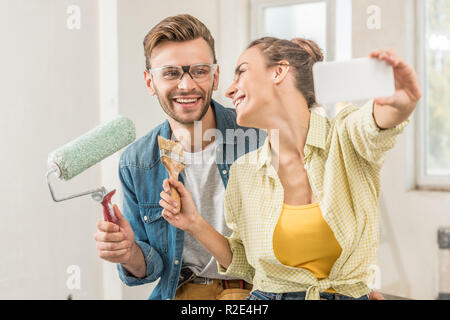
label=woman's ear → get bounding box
[272,61,290,85]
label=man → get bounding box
[94,14,264,300]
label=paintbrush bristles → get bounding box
[158,135,185,173]
[157,136,184,157]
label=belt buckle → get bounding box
[201,277,214,285]
[194,277,213,285]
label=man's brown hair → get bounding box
[143,14,217,70]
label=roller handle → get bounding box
[101,189,119,225]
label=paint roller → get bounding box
[46,115,136,225]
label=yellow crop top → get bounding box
[273,202,342,293]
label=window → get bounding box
[263,2,327,54]
[417,0,450,189]
[251,0,334,60]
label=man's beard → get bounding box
[154,82,214,125]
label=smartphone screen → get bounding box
[313,57,395,105]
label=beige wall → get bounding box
[352,0,406,58]
[0,0,103,299]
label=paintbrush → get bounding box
[157,136,185,210]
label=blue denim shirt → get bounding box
[116,100,266,300]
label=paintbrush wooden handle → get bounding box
[169,173,181,211]
[170,185,181,210]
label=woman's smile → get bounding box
[233,93,246,111]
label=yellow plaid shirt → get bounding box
[218,100,410,300]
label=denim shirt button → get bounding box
[222,170,227,175]
[143,215,148,222]
[174,260,179,265]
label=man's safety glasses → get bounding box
[148,63,218,82]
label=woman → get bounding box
[158,37,422,300]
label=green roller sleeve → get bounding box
[48,115,136,181]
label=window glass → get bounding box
[263,2,327,56]
[425,0,450,176]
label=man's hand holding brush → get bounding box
[160,178,233,269]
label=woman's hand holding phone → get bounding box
[370,49,422,109]
[369,49,422,129]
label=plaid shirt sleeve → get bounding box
[343,99,410,167]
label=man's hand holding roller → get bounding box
[95,205,146,279]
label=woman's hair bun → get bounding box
[290,38,324,63]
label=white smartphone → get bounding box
[312,57,395,105]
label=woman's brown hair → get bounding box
[143,14,217,70]
[248,37,324,108]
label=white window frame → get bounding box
[250,0,337,61]
[415,0,450,191]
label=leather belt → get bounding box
[192,277,251,290]
[177,267,252,290]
